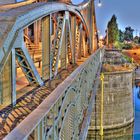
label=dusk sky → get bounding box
[95,0,140,36]
[72,0,140,36]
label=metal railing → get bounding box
[4,47,105,140]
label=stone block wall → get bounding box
[87,49,134,139]
[88,70,134,131]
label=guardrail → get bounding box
[4,47,105,140]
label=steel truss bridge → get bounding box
[0,0,105,139]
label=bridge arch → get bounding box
[0,1,101,139]
[0,1,94,107]
[1,2,91,72]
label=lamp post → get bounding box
[100,73,104,137]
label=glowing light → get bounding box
[97,0,102,7]
[99,35,103,40]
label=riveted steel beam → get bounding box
[15,31,43,86]
[42,15,51,80]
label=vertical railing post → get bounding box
[100,73,104,137]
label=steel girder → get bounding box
[0,1,94,104]
[0,2,92,74]
[0,0,98,139]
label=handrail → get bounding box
[4,47,104,140]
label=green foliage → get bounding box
[134,36,139,44]
[124,26,134,41]
[114,41,125,49]
[122,55,131,63]
[122,43,133,49]
[114,41,133,50]
[107,15,119,45]
[118,30,124,42]
[133,36,140,44]
[138,37,140,44]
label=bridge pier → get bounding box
[88,49,134,139]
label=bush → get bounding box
[122,43,133,50]
[114,41,125,49]
[122,55,131,63]
[114,41,133,50]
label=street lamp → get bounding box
[97,0,102,7]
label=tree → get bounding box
[107,15,119,46]
[124,26,134,42]
[138,37,140,44]
[118,29,124,42]
[133,36,139,44]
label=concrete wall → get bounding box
[88,122,133,140]
[88,70,134,138]
[103,49,126,64]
